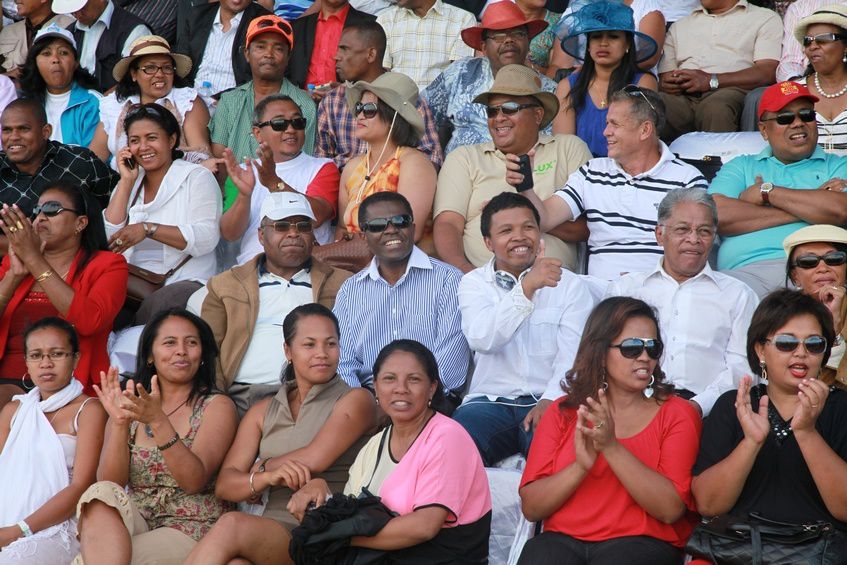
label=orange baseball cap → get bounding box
[246,15,294,50]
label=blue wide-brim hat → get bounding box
[555,0,658,64]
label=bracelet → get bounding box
[157,432,180,450]
[148,223,159,237]
[249,470,259,497]
[34,269,54,282]
[142,222,150,237]
[17,520,32,538]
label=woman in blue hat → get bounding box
[552,0,659,158]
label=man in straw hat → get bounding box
[658,0,782,141]
[522,85,708,280]
[52,0,150,92]
[423,0,556,154]
[707,81,847,298]
[433,64,591,274]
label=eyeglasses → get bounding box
[802,32,846,47]
[25,351,75,362]
[622,85,657,114]
[485,102,539,119]
[138,64,175,75]
[609,338,664,359]
[354,102,379,119]
[663,224,716,240]
[760,108,817,126]
[484,29,528,43]
[361,214,413,233]
[31,201,81,219]
[262,220,313,233]
[765,334,828,355]
[791,250,847,269]
[254,117,308,131]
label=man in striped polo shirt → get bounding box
[520,86,707,281]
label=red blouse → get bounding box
[520,396,702,547]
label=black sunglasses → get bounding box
[262,220,313,233]
[31,201,81,218]
[802,32,846,47]
[761,108,817,126]
[766,334,827,355]
[361,214,413,233]
[792,250,847,269]
[126,103,166,119]
[354,102,379,119]
[609,338,664,360]
[254,117,307,131]
[485,102,539,119]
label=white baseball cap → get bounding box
[33,22,78,50]
[53,0,88,15]
[259,192,316,222]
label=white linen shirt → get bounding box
[76,0,150,75]
[459,259,596,401]
[194,7,243,95]
[104,160,222,283]
[605,259,759,416]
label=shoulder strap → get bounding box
[163,254,193,278]
[73,397,97,433]
[364,426,390,493]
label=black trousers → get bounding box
[518,532,683,565]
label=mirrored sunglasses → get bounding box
[354,102,379,119]
[263,220,313,233]
[31,201,81,219]
[803,33,846,47]
[361,214,413,233]
[766,334,827,355]
[485,102,539,119]
[609,338,663,359]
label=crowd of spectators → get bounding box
[0,0,847,564]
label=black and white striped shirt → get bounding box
[556,143,707,281]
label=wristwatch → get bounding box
[709,74,719,91]
[760,182,774,205]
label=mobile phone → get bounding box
[123,157,136,170]
[514,154,534,192]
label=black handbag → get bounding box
[685,512,847,565]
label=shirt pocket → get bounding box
[529,308,561,357]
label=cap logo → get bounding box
[780,82,800,95]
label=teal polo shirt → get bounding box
[708,146,847,270]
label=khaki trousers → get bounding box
[661,87,748,142]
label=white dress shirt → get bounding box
[605,259,759,416]
[76,0,150,75]
[459,259,596,401]
[194,7,243,95]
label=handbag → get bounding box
[311,232,373,273]
[685,512,847,565]
[125,256,193,312]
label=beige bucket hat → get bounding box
[473,64,559,128]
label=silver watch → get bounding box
[760,182,774,205]
[709,74,719,91]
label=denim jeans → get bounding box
[453,395,537,466]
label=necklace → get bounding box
[766,401,793,445]
[814,72,847,98]
[144,398,189,438]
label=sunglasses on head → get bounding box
[766,334,827,355]
[262,220,313,233]
[354,102,379,119]
[802,32,846,47]
[792,250,847,269]
[31,201,81,219]
[254,117,307,131]
[610,338,663,360]
[485,102,539,119]
[126,103,165,119]
[361,214,413,233]
[256,18,292,35]
[760,108,817,125]
[622,85,657,114]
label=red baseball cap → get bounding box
[246,15,294,50]
[758,81,819,120]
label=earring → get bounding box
[760,359,768,381]
[21,373,33,391]
[843,52,846,63]
[600,367,608,391]
[643,375,656,398]
[427,397,432,407]
[375,397,379,405]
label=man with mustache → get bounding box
[707,81,847,298]
[193,191,351,416]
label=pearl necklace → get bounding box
[814,72,847,99]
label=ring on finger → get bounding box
[15,221,23,230]
[7,226,17,233]
[115,238,124,246]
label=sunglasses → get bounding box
[354,102,379,119]
[622,85,657,114]
[255,18,293,35]
[485,102,539,119]
[802,32,846,47]
[760,108,817,126]
[126,103,166,120]
[361,214,413,233]
[766,334,827,355]
[609,338,664,360]
[262,220,313,233]
[138,64,175,76]
[31,201,81,218]
[484,29,528,43]
[792,250,847,269]
[254,117,307,131]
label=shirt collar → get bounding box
[215,6,244,28]
[77,0,113,31]
[753,144,828,163]
[359,245,432,282]
[611,141,675,177]
[481,134,556,156]
[319,3,350,22]
[646,257,720,285]
[258,255,312,280]
[402,0,444,17]
[695,0,747,15]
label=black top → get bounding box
[694,385,847,530]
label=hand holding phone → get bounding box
[514,154,534,192]
[123,157,136,170]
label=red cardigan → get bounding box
[0,250,128,395]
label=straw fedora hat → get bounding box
[794,4,847,45]
[473,64,559,128]
[461,1,548,49]
[345,72,425,136]
[112,36,192,83]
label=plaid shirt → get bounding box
[377,0,475,88]
[315,82,444,171]
[0,141,119,214]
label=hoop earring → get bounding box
[643,374,655,399]
[21,373,33,391]
[760,359,768,381]
[600,367,608,391]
